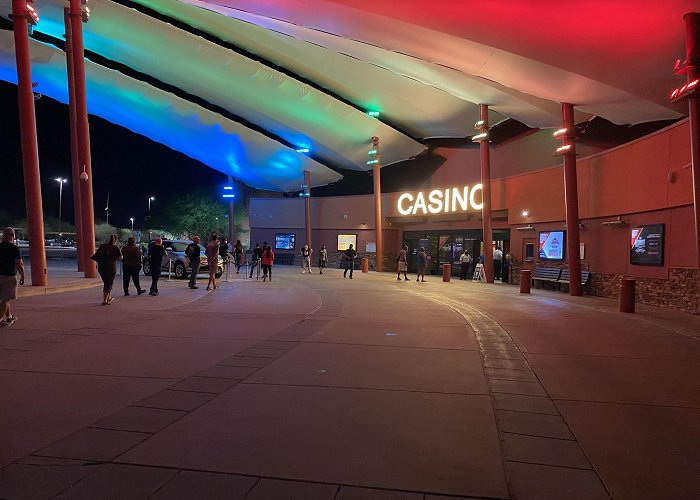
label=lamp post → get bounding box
[54,177,67,234]
[148,196,154,213]
[129,217,134,231]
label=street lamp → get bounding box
[54,177,67,234]
[148,196,155,213]
[129,217,134,231]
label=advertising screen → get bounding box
[337,234,357,251]
[630,224,664,265]
[275,233,296,250]
[539,231,565,260]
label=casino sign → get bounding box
[397,184,483,216]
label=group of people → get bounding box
[297,243,357,278]
[396,245,430,282]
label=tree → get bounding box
[156,193,247,241]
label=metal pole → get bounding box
[372,137,383,272]
[64,7,83,271]
[68,0,96,278]
[681,13,700,293]
[304,170,312,250]
[12,0,47,286]
[58,180,63,233]
[562,102,582,296]
[478,105,494,283]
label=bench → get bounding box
[532,267,562,288]
[558,269,591,287]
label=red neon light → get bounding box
[670,79,699,101]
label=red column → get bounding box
[12,0,47,286]
[228,175,235,243]
[681,13,700,290]
[372,137,383,272]
[64,8,82,272]
[479,104,494,283]
[562,103,582,296]
[68,0,96,278]
[304,170,312,249]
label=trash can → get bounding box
[520,270,532,294]
[361,257,369,273]
[442,264,451,282]
[619,278,635,313]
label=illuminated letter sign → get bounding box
[396,184,483,216]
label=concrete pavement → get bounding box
[0,266,698,499]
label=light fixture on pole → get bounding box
[54,177,67,233]
[129,217,134,231]
[148,196,155,213]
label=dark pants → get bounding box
[189,262,200,287]
[123,265,142,294]
[98,269,116,293]
[343,260,353,278]
[235,255,243,272]
[460,263,469,280]
[318,259,326,271]
[249,260,258,278]
[262,264,272,279]
[494,260,502,280]
[502,263,509,283]
[150,260,162,293]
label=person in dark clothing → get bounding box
[219,238,231,276]
[147,237,168,296]
[261,242,274,282]
[185,236,201,289]
[121,237,146,296]
[0,227,25,327]
[249,243,262,279]
[233,240,244,274]
[342,244,357,279]
[94,234,122,305]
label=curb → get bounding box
[20,280,102,298]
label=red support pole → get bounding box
[562,103,582,296]
[11,0,47,286]
[64,8,82,272]
[228,175,235,244]
[479,104,494,283]
[372,137,383,272]
[68,0,96,278]
[681,13,700,293]
[304,170,312,249]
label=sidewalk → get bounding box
[0,266,698,499]
[21,260,101,298]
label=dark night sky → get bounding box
[0,80,229,229]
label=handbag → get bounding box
[90,248,103,262]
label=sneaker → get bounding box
[137,290,146,295]
[6,315,17,326]
[124,292,130,296]
[148,291,154,296]
[152,292,159,296]
[189,285,198,289]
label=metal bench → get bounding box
[532,267,562,288]
[558,269,591,287]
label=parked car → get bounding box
[142,240,223,279]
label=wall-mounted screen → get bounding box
[337,234,357,251]
[539,231,565,260]
[630,224,664,266]
[275,233,296,250]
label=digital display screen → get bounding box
[337,234,357,251]
[630,224,664,266]
[539,231,565,260]
[275,233,296,250]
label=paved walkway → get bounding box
[0,266,698,499]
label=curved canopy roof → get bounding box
[0,0,694,190]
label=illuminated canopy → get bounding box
[0,0,694,190]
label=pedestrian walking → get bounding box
[206,234,220,290]
[93,234,122,305]
[261,241,274,282]
[493,246,503,281]
[459,250,473,280]
[233,239,244,274]
[0,227,25,327]
[416,247,427,282]
[396,245,409,281]
[249,243,262,279]
[318,245,327,274]
[185,236,201,289]
[342,244,357,279]
[121,236,146,296]
[219,237,231,277]
[301,244,313,273]
[147,237,168,296]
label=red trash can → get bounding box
[361,258,369,273]
[619,278,636,313]
[520,270,532,294]
[442,264,451,282]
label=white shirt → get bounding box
[460,253,472,263]
[493,249,503,260]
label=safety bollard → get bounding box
[619,278,636,313]
[442,264,451,282]
[361,257,369,273]
[519,269,532,294]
